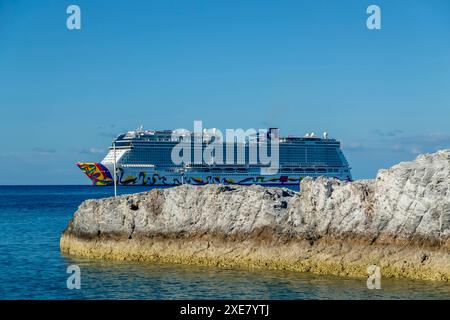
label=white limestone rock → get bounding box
[67,150,450,244]
[61,150,450,281]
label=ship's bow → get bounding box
[77,162,113,186]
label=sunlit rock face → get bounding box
[294,149,450,244]
[61,150,450,281]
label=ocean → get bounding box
[0,185,449,300]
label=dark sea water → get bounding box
[0,185,449,300]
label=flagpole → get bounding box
[113,141,117,197]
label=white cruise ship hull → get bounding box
[77,163,350,186]
[76,127,352,186]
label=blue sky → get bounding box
[1,0,450,184]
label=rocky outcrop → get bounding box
[61,150,450,281]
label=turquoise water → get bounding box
[0,185,449,300]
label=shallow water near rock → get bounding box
[1,185,449,300]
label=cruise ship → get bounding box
[77,127,352,186]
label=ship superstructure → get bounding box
[77,127,352,186]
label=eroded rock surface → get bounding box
[61,150,450,281]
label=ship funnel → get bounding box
[323,132,328,139]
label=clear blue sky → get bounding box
[1,0,450,184]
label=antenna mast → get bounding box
[113,141,117,197]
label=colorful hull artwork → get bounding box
[77,163,304,186]
[77,163,113,186]
[185,176,302,185]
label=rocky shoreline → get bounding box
[60,150,450,281]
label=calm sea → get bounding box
[0,185,449,300]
